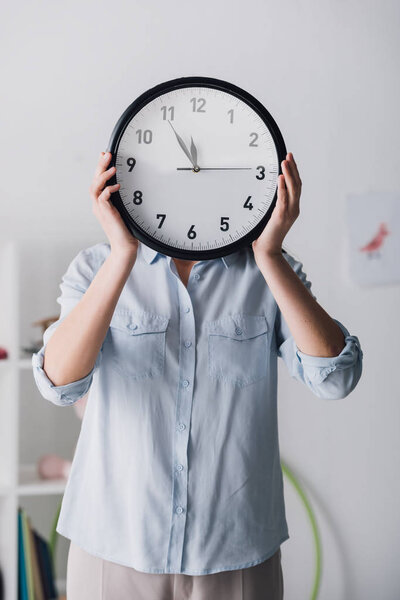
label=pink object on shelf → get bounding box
[0,347,8,359]
[37,453,71,480]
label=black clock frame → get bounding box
[106,76,287,261]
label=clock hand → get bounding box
[168,121,196,168]
[190,136,199,168]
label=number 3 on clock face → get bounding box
[107,76,287,261]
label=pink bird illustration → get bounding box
[359,222,390,258]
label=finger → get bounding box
[91,166,117,197]
[283,157,301,217]
[276,174,288,213]
[281,160,297,199]
[94,151,112,178]
[96,183,120,206]
[286,152,301,187]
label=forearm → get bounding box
[256,252,345,357]
[43,250,137,386]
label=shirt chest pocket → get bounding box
[104,310,170,380]
[206,314,269,388]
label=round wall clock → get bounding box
[106,76,287,261]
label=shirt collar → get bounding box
[139,243,242,269]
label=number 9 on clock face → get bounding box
[106,76,287,261]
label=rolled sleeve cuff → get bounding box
[31,345,97,406]
[295,319,364,385]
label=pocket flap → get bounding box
[110,310,170,335]
[206,314,269,340]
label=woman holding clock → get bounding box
[32,144,363,599]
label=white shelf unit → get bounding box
[0,237,99,600]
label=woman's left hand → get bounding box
[252,152,302,259]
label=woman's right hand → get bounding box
[89,151,139,257]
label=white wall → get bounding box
[2,0,400,597]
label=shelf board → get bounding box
[19,357,34,368]
[18,464,66,496]
[0,357,37,369]
[0,359,14,368]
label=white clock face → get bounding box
[115,86,279,253]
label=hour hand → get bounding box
[190,136,198,167]
[168,121,195,168]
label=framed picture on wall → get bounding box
[346,191,400,286]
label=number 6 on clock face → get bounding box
[106,76,287,261]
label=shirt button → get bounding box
[178,423,186,431]
[184,340,192,348]
[193,273,200,280]
[235,327,242,335]
[176,464,183,472]
[182,379,190,388]
[184,307,190,313]
[176,506,184,514]
[128,323,138,330]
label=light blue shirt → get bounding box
[31,241,363,575]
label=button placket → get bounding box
[166,279,196,573]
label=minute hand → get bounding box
[168,121,196,168]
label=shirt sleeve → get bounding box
[31,245,103,407]
[274,252,364,400]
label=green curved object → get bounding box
[49,498,62,572]
[49,462,322,599]
[281,460,322,600]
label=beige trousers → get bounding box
[66,540,284,600]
